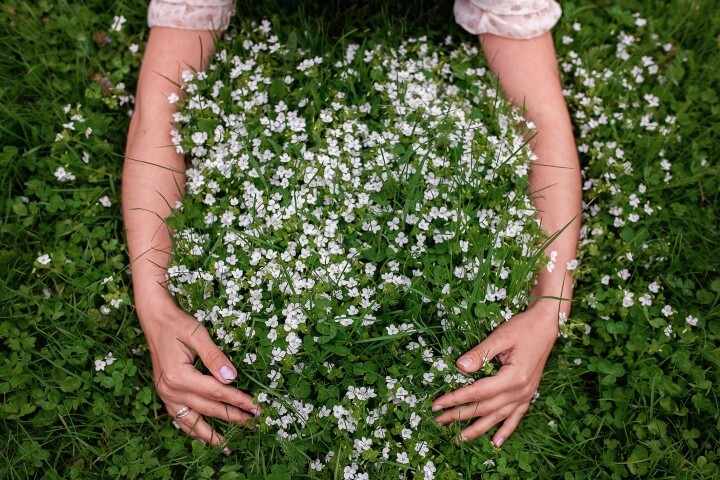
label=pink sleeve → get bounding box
[148,0,236,31]
[454,0,562,39]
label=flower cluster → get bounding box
[556,15,704,342]
[166,21,548,478]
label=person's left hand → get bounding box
[431,302,560,447]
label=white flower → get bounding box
[648,282,661,293]
[663,324,673,337]
[100,305,111,315]
[685,315,698,327]
[353,437,372,454]
[95,352,116,371]
[566,259,578,270]
[423,461,437,479]
[191,131,208,145]
[601,275,610,285]
[168,92,180,104]
[54,166,76,182]
[110,15,126,32]
[661,305,674,317]
[639,294,652,307]
[546,250,558,272]
[396,452,409,464]
[99,196,112,207]
[129,43,139,53]
[37,254,52,265]
[622,290,634,308]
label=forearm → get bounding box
[479,32,582,318]
[122,27,217,321]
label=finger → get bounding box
[491,403,529,448]
[169,404,233,456]
[183,323,238,385]
[185,369,262,415]
[434,394,511,425]
[432,366,515,411]
[455,329,510,374]
[185,392,257,428]
[457,405,516,442]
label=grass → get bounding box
[1,0,719,478]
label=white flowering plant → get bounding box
[165,21,551,477]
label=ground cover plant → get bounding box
[167,23,550,477]
[1,0,718,479]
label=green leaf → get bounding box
[620,227,635,242]
[324,343,351,356]
[12,202,28,216]
[606,321,628,334]
[197,118,218,134]
[59,376,82,393]
[627,445,649,475]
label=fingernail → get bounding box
[495,437,505,447]
[252,407,261,417]
[220,365,236,381]
[222,446,232,456]
[458,356,473,369]
[199,439,206,445]
[431,404,444,412]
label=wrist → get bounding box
[133,286,182,332]
[528,296,567,317]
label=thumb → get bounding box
[186,324,238,384]
[456,329,509,373]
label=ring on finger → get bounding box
[175,406,192,419]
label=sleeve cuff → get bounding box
[454,0,562,40]
[148,0,236,32]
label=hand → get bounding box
[431,302,559,447]
[139,300,262,454]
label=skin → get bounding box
[122,26,580,452]
[122,27,261,455]
[431,31,582,447]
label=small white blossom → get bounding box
[110,15,126,32]
[54,166,76,182]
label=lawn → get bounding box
[1,0,718,478]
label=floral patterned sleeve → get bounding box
[147,0,236,31]
[454,0,562,39]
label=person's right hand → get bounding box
[139,300,262,455]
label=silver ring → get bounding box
[174,406,191,419]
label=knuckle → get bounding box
[163,373,182,390]
[513,372,530,387]
[469,385,485,401]
[203,346,223,366]
[157,381,174,398]
[521,383,537,399]
[493,411,506,424]
[208,387,225,402]
[471,350,487,364]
